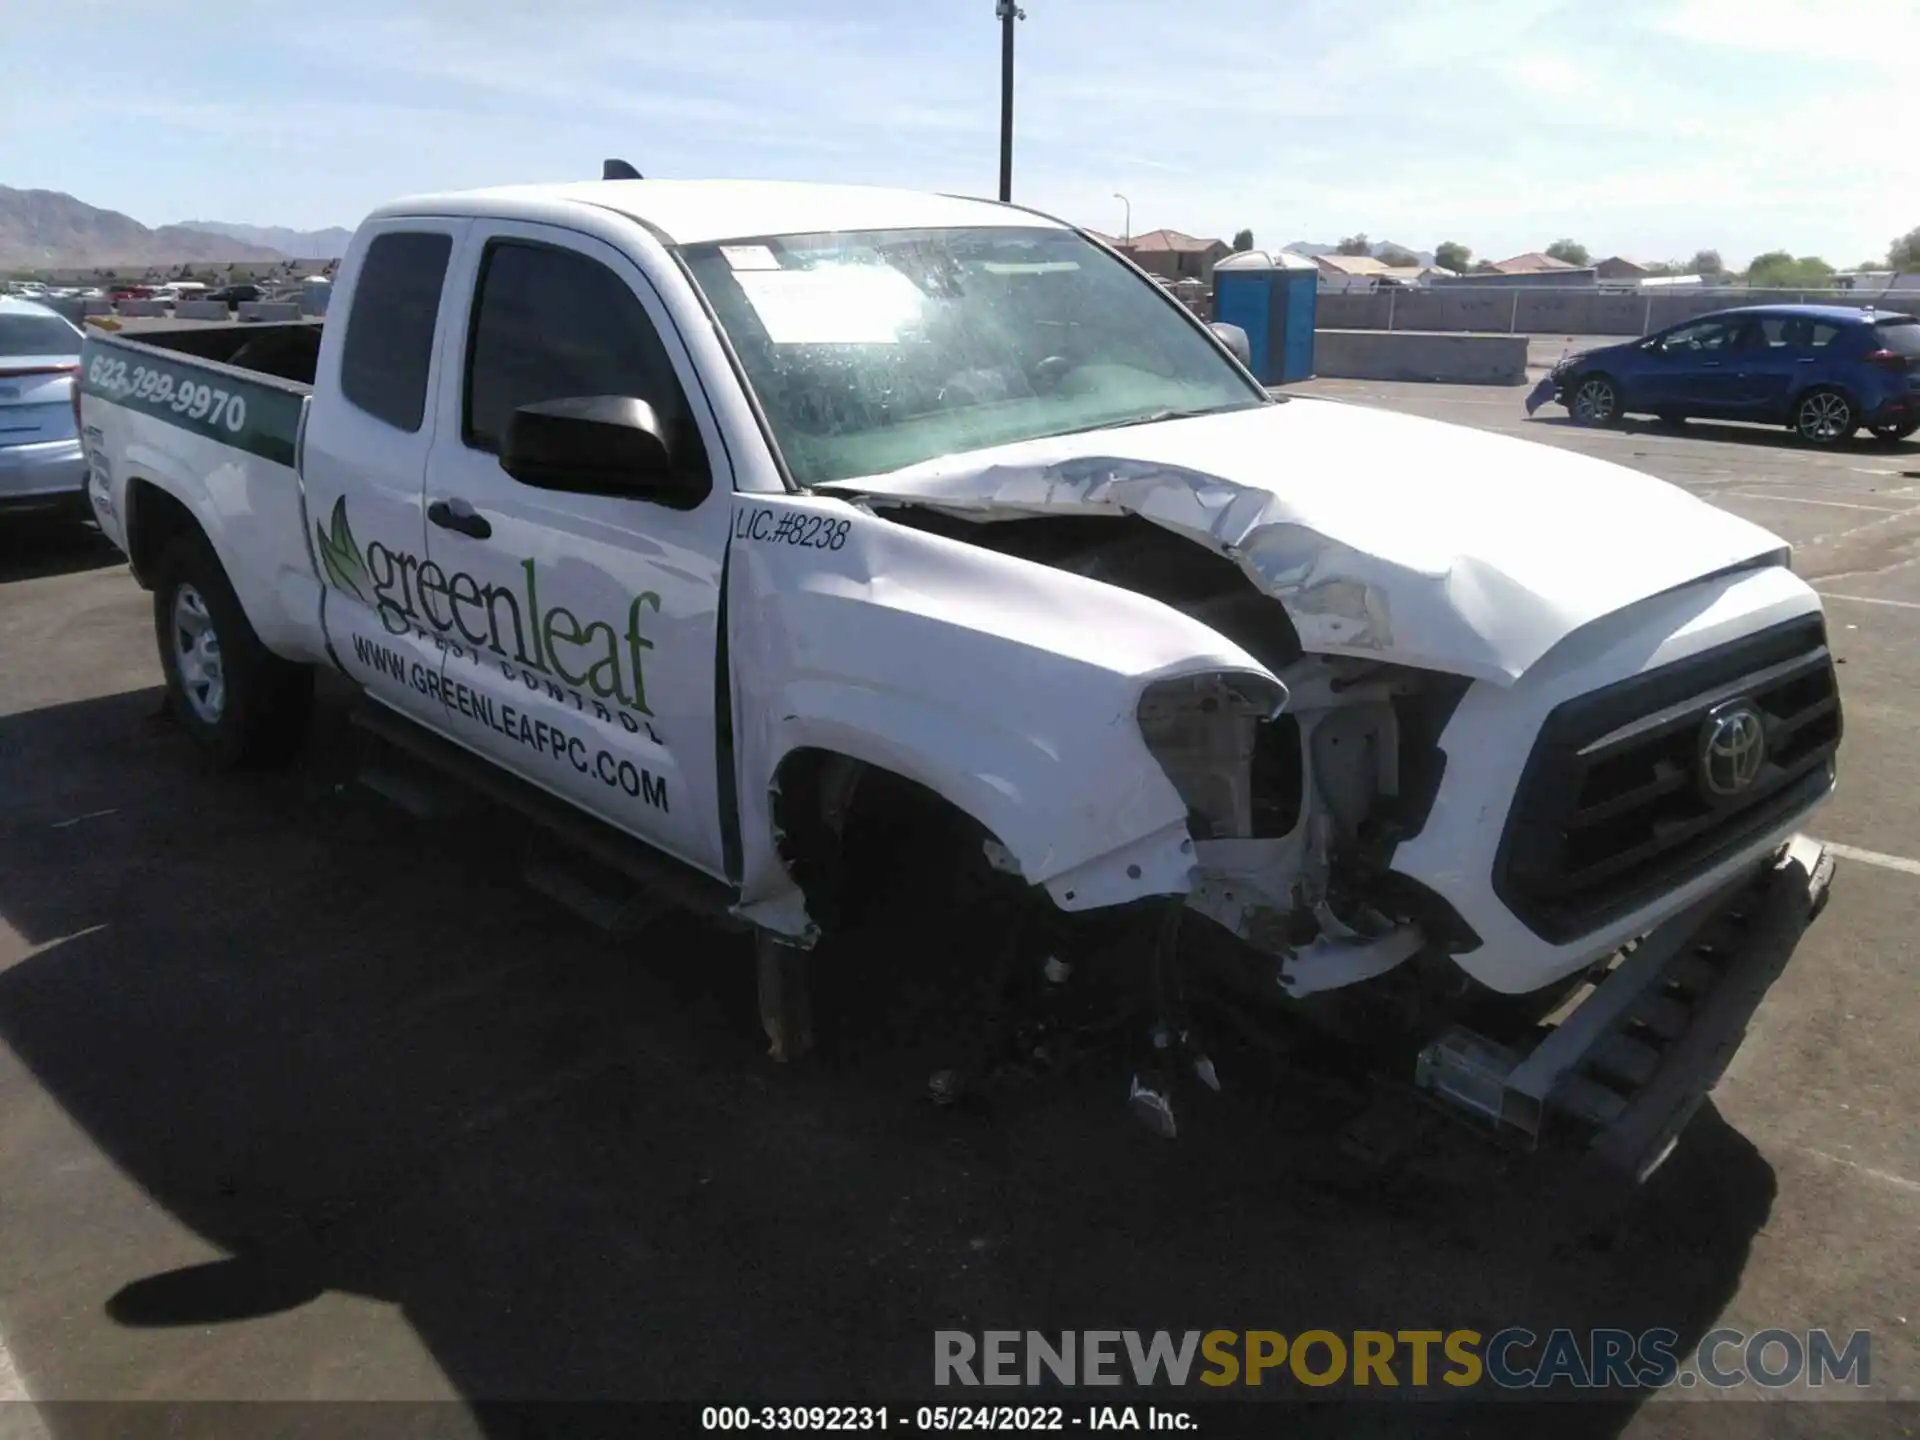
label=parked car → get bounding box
[0,296,88,516]
[109,284,156,303]
[75,178,1841,1179]
[1528,304,1920,445]
[206,283,262,307]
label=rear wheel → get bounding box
[1869,420,1918,444]
[1793,388,1856,446]
[153,531,313,769]
[1569,375,1620,426]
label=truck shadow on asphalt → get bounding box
[0,513,123,584]
[0,686,1781,1438]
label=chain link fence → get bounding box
[1313,286,1919,337]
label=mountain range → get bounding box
[173,220,354,259]
[1,186,348,270]
[1286,239,1438,267]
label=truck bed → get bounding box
[77,319,328,666]
[96,319,323,389]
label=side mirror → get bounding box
[1210,321,1253,367]
[500,395,708,509]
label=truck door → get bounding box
[419,223,735,879]
[303,219,469,728]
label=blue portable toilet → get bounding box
[1211,249,1318,385]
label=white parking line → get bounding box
[1725,492,1909,512]
[0,1328,48,1440]
[0,1331,26,1403]
[1799,1147,1920,1197]
[1822,841,1920,878]
[1817,592,1920,611]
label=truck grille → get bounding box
[1495,614,1840,943]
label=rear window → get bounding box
[0,312,82,357]
[1874,320,1920,357]
[339,231,452,432]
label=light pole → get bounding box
[1113,192,1131,244]
[996,0,1026,202]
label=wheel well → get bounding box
[1794,381,1855,408]
[123,479,202,588]
[770,748,1002,934]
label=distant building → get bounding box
[1595,256,1653,281]
[1116,228,1231,283]
[1488,251,1582,275]
[1310,252,1391,292]
[1378,264,1458,288]
[1431,253,1598,288]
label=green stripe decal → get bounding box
[78,336,305,469]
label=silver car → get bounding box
[0,296,88,515]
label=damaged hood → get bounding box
[817,399,1788,685]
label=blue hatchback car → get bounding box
[1527,304,1920,446]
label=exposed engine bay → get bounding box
[877,508,1475,1002]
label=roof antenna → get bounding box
[602,158,643,180]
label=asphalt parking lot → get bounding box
[2,377,1918,1437]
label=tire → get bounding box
[1869,420,1918,444]
[153,530,314,769]
[1793,388,1856,447]
[1568,374,1621,427]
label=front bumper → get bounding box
[0,438,86,507]
[1416,834,1833,1181]
[1389,563,1833,995]
[1524,375,1562,416]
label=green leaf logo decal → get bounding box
[315,496,369,604]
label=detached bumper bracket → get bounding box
[1415,835,1835,1182]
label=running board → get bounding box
[351,700,744,929]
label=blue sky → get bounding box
[9,0,1917,267]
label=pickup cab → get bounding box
[77,179,1841,1177]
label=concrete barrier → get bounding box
[173,299,231,320]
[1313,329,1530,385]
[115,299,169,317]
[236,301,302,323]
[82,299,113,317]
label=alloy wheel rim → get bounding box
[171,584,225,724]
[1574,380,1614,423]
[1799,393,1850,440]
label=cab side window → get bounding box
[462,240,708,485]
[339,231,452,432]
[1659,320,1735,354]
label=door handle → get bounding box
[428,498,492,541]
[1796,358,1817,365]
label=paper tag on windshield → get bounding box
[719,245,781,271]
[732,266,924,344]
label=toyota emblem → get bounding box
[1700,701,1767,800]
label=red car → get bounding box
[108,284,155,303]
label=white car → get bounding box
[74,178,1840,1176]
[0,296,88,516]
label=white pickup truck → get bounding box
[76,178,1841,1177]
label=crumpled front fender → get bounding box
[725,495,1277,934]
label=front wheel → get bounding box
[1794,388,1856,447]
[1568,375,1620,426]
[154,531,314,769]
[1869,420,1918,444]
